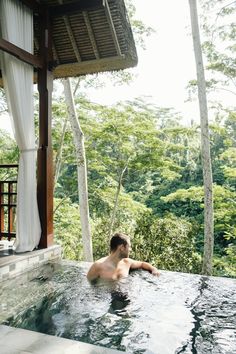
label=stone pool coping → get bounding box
[0,325,125,354]
[0,245,61,282]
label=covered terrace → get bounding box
[0,0,137,277]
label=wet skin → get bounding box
[87,242,160,283]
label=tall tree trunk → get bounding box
[63,78,93,261]
[189,0,214,275]
[109,164,128,237]
[54,116,68,189]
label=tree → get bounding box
[54,115,68,189]
[0,88,7,114]
[63,79,93,262]
[188,1,236,101]
[189,0,214,275]
[52,0,155,255]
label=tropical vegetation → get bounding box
[0,0,235,277]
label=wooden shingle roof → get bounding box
[0,0,138,82]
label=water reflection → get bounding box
[176,275,236,354]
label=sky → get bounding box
[0,0,199,135]
[83,0,199,124]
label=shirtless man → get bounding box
[87,232,160,282]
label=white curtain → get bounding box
[0,0,41,252]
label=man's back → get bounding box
[87,256,131,282]
[87,232,160,283]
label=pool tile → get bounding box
[0,345,19,354]
[28,256,40,266]
[26,336,73,354]
[27,336,124,354]
[39,254,44,261]
[0,325,43,351]
[0,325,125,354]
[0,265,9,275]
[9,263,16,271]
[64,342,125,353]
[0,324,15,339]
[1,349,32,354]
[0,245,61,281]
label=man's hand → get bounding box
[151,267,160,276]
[129,259,160,276]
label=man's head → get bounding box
[110,232,131,258]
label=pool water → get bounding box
[1,261,236,354]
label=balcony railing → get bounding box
[0,164,18,241]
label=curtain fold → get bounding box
[0,0,41,252]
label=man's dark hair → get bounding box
[110,232,129,252]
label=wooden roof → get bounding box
[0,0,138,82]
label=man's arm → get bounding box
[87,262,100,282]
[128,259,160,276]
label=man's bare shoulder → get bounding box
[88,258,106,271]
[123,257,136,262]
[96,256,109,263]
[87,259,107,282]
[122,257,134,265]
[88,257,108,272]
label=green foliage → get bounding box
[2,0,235,277]
[202,0,236,93]
[132,212,202,273]
[49,94,235,277]
[213,244,236,278]
[0,88,7,113]
[161,184,236,252]
[92,192,148,259]
[0,129,18,180]
[1,60,235,277]
[0,129,18,163]
[54,198,83,261]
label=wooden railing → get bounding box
[0,164,18,240]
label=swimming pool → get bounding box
[1,261,236,353]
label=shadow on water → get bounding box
[109,290,131,316]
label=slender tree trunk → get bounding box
[109,164,128,237]
[54,116,68,189]
[189,0,214,275]
[63,78,93,261]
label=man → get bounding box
[87,232,160,282]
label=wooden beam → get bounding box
[0,38,43,69]
[19,0,45,14]
[57,0,81,62]
[37,8,54,249]
[0,164,18,168]
[104,0,122,56]
[83,11,100,59]
[52,43,60,63]
[49,0,103,17]
[63,16,81,62]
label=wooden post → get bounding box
[8,183,13,241]
[0,183,4,239]
[37,8,54,248]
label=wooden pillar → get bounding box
[37,8,54,248]
[8,183,13,240]
[0,183,4,238]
